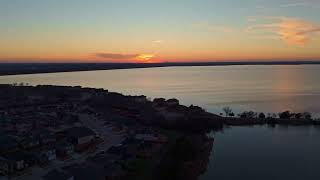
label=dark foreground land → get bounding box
[1,61,320,76]
[0,84,217,180]
[0,84,319,180]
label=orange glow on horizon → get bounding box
[135,54,156,63]
[0,51,319,63]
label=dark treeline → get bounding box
[1,61,320,75]
[220,107,319,126]
[222,106,314,120]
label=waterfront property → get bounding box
[0,84,216,179]
[1,83,320,179]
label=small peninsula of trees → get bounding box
[221,107,314,120]
[278,111,312,120]
[222,107,233,117]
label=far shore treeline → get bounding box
[1,61,320,76]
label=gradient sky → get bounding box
[0,0,320,63]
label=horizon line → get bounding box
[1,60,320,76]
[1,60,320,64]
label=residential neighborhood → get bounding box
[0,84,215,180]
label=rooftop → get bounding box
[65,127,95,138]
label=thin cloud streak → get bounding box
[95,53,156,62]
[246,17,320,45]
[95,53,139,59]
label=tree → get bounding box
[258,112,266,119]
[294,113,302,119]
[267,113,272,118]
[222,107,233,117]
[302,112,312,120]
[278,111,292,119]
[272,113,278,118]
[239,111,257,119]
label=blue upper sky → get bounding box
[0,0,319,62]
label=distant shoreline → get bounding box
[0,61,320,76]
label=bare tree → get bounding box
[222,107,233,117]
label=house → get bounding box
[159,109,184,122]
[19,136,40,149]
[65,127,95,150]
[43,147,56,161]
[28,94,45,102]
[135,133,168,144]
[80,92,93,101]
[166,98,179,106]
[43,169,74,180]
[0,111,7,116]
[153,98,166,107]
[0,157,13,175]
[189,105,204,113]
[56,140,74,158]
[15,122,32,135]
[107,145,124,155]
[34,129,56,145]
[131,95,147,103]
[37,146,56,164]
[0,136,19,154]
[4,152,31,172]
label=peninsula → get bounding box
[0,84,216,180]
[0,84,318,180]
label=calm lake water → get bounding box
[1,65,320,179]
[1,65,320,116]
[201,125,320,180]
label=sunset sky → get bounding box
[0,0,320,63]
